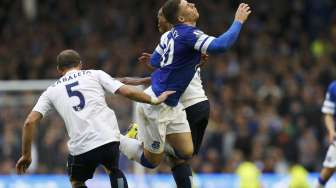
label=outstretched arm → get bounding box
[16,111,43,174]
[207,3,251,54]
[116,85,174,105]
[117,77,151,86]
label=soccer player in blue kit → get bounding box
[120,1,251,187]
[317,81,336,188]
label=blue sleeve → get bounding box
[150,51,161,68]
[207,21,242,54]
[322,81,336,114]
[327,82,336,102]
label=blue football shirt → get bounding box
[322,81,336,116]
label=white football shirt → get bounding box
[180,68,208,109]
[32,69,124,155]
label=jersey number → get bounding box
[66,81,85,111]
[161,38,174,67]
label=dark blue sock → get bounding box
[318,176,327,186]
[172,163,192,188]
[140,153,157,169]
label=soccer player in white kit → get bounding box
[317,81,336,188]
[15,50,174,188]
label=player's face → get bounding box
[178,0,199,23]
[158,9,172,33]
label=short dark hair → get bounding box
[57,49,81,70]
[162,0,181,25]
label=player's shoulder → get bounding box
[327,81,336,93]
[174,24,204,40]
[161,31,170,38]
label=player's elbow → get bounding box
[116,85,135,98]
[24,117,36,128]
[24,112,42,128]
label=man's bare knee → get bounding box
[179,146,194,159]
[166,133,194,160]
[71,180,86,188]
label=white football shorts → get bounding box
[135,87,190,154]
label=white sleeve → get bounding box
[155,44,164,55]
[322,93,335,114]
[193,30,215,54]
[97,70,125,94]
[155,31,170,55]
[32,91,53,117]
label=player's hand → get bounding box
[199,54,209,67]
[138,53,155,71]
[16,155,32,175]
[328,131,336,145]
[234,3,251,24]
[152,91,176,105]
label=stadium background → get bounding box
[1,0,336,187]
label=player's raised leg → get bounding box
[120,89,194,169]
[120,100,166,168]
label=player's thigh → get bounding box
[185,100,210,154]
[166,104,193,156]
[67,151,98,183]
[101,142,120,173]
[166,132,193,156]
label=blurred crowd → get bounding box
[1,0,336,175]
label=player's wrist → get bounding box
[234,18,244,24]
[22,152,31,158]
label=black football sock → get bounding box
[172,163,193,188]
